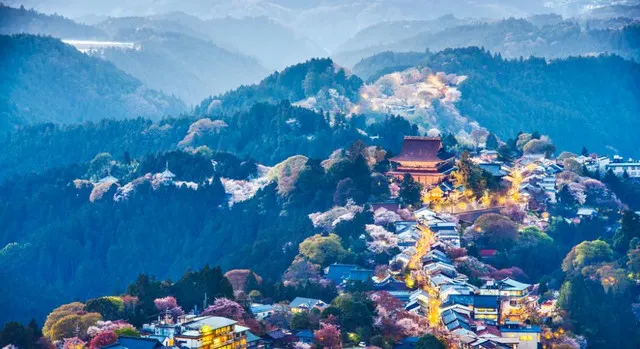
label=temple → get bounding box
[387,136,454,187]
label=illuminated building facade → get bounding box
[387,136,454,187]
[172,316,247,349]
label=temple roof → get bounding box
[389,136,453,162]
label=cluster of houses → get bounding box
[576,154,640,178]
[372,205,543,349]
[100,315,252,349]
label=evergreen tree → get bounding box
[398,173,422,208]
[581,146,589,156]
[485,133,499,150]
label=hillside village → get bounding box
[2,2,640,349]
[8,130,639,349]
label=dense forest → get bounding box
[0,4,106,39]
[0,101,416,179]
[0,34,186,131]
[354,47,640,157]
[0,134,396,325]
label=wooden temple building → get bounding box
[387,136,455,187]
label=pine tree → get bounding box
[485,133,499,150]
[398,174,422,208]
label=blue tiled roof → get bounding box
[250,304,274,314]
[443,294,474,307]
[290,297,325,309]
[474,295,499,309]
[295,330,314,339]
[246,332,261,343]
[345,269,373,282]
[324,263,372,284]
[324,264,359,283]
[118,337,162,349]
[445,319,471,331]
[441,309,468,326]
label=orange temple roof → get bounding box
[389,136,453,162]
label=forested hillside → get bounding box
[196,58,363,115]
[354,48,640,157]
[0,4,106,38]
[0,128,404,324]
[0,34,185,130]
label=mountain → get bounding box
[196,58,363,115]
[95,28,268,105]
[0,34,185,131]
[354,47,640,157]
[335,17,640,67]
[202,16,328,70]
[97,12,327,71]
[0,0,592,52]
[0,4,106,39]
[1,6,271,104]
[334,15,474,54]
[334,18,640,66]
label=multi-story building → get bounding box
[144,315,247,349]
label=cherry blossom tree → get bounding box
[370,292,404,315]
[309,203,363,232]
[201,298,246,321]
[314,323,341,349]
[87,321,135,337]
[154,297,178,312]
[366,225,398,254]
[89,331,117,349]
[283,258,322,285]
[373,208,401,226]
[154,296,184,321]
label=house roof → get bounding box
[246,331,261,343]
[443,294,474,308]
[264,329,290,340]
[474,295,500,309]
[117,337,163,349]
[295,330,314,339]
[500,278,531,291]
[389,137,452,162]
[290,297,325,309]
[478,163,509,177]
[577,207,596,216]
[182,316,236,331]
[324,263,359,283]
[250,304,274,314]
[442,309,470,326]
[345,269,374,282]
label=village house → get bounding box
[499,324,541,349]
[387,136,455,188]
[324,263,373,286]
[605,156,640,177]
[289,297,328,313]
[142,315,249,349]
[404,289,430,315]
[249,304,274,320]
